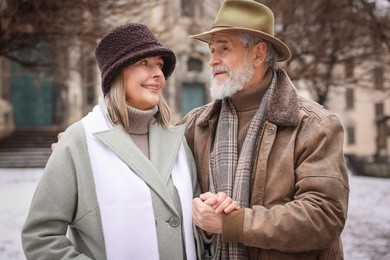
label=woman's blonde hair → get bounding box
[104,70,172,132]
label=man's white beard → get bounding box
[209,58,255,100]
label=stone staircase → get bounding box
[0,128,60,168]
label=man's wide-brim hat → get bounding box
[190,0,292,62]
[95,23,176,95]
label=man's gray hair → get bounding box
[237,32,276,69]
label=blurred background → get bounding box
[0,0,389,259]
[0,0,389,172]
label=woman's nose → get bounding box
[153,66,164,78]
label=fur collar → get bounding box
[197,68,300,127]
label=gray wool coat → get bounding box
[21,100,199,260]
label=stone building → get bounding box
[0,0,389,172]
[0,0,223,130]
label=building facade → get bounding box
[0,0,389,174]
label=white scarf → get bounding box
[82,105,195,260]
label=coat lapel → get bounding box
[93,124,178,213]
[149,121,186,184]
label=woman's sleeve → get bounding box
[21,123,92,260]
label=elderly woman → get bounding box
[21,23,239,260]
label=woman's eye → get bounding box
[138,59,147,65]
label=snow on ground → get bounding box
[341,174,390,259]
[0,168,42,260]
[0,168,389,260]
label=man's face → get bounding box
[208,32,255,100]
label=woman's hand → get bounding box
[199,192,240,214]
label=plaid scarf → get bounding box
[208,72,277,259]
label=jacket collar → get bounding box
[197,68,300,127]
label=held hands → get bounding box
[192,192,240,234]
[200,192,240,214]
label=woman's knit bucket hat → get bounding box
[94,23,176,95]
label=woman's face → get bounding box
[122,56,166,110]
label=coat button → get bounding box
[168,216,180,227]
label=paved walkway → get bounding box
[0,168,389,259]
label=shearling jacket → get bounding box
[21,101,199,260]
[180,69,349,259]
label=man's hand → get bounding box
[51,132,63,151]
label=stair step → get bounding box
[0,148,52,153]
[0,161,48,168]
[0,128,60,168]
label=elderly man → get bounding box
[181,0,349,259]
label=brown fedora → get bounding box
[190,0,291,61]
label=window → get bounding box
[181,0,195,16]
[375,102,384,117]
[187,57,202,72]
[181,83,206,116]
[181,0,203,17]
[347,126,356,145]
[345,88,354,109]
[374,67,384,90]
[345,59,354,78]
[85,57,96,105]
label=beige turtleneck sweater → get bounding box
[126,105,158,158]
[230,69,273,156]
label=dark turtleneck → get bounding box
[230,68,273,155]
[126,105,158,158]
